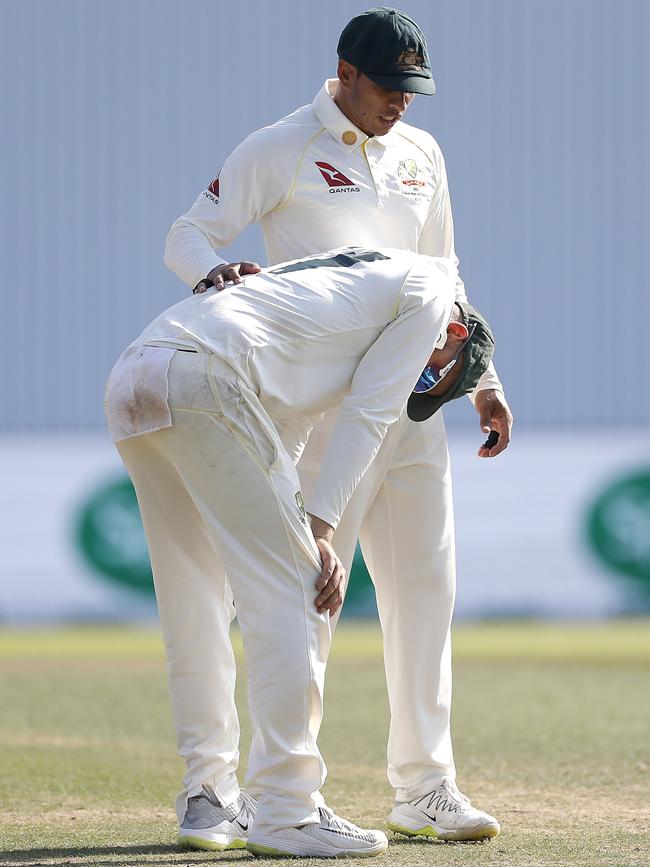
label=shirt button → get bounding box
[342,130,358,145]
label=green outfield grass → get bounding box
[1,621,648,867]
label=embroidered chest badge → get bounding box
[295,491,307,524]
[397,159,425,188]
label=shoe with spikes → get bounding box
[387,778,500,842]
[247,806,388,858]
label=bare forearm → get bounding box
[308,514,335,542]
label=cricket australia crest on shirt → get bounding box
[396,158,432,205]
[398,159,425,188]
[295,491,307,524]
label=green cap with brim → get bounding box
[407,302,495,422]
[337,7,436,96]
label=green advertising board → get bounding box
[76,476,153,594]
[586,468,650,600]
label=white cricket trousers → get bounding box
[298,406,456,802]
[116,350,331,835]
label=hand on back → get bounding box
[194,261,262,293]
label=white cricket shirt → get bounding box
[164,79,502,395]
[136,248,457,527]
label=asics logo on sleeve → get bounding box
[315,162,360,193]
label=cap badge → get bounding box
[396,48,424,70]
[342,130,358,145]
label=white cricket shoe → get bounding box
[178,786,256,850]
[247,806,388,858]
[387,778,500,842]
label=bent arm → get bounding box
[308,265,456,528]
[164,131,288,289]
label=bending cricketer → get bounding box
[105,247,496,857]
[163,6,512,847]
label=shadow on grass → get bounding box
[0,843,253,865]
[388,834,497,847]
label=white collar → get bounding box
[311,79,399,150]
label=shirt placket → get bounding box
[361,140,389,209]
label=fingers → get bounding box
[219,261,262,287]
[223,262,261,287]
[475,391,513,459]
[211,272,226,290]
[478,411,492,436]
[202,265,227,292]
[315,547,335,590]
[314,539,340,590]
[220,264,244,285]
[315,566,345,616]
[327,590,344,618]
[315,569,345,614]
[202,262,262,293]
[313,536,345,616]
[477,410,513,458]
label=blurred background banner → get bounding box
[1,0,648,622]
[1,430,648,622]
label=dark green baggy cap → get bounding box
[407,302,495,422]
[337,7,436,95]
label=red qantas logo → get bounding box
[315,162,360,194]
[207,175,220,196]
[315,162,355,187]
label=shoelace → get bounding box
[317,807,375,841]
[239,790,257,823]
[319,807,350,831]
[446,780,471,806]
[414,780,471,815]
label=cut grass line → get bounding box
[2,807,175,823]
[1,620,649,663]
[0,732,159,749]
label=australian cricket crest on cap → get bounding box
[396,48,425,71]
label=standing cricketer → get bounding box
[105,247,496,857]
[163,6,512,846]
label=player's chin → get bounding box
[375,118,399,134]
